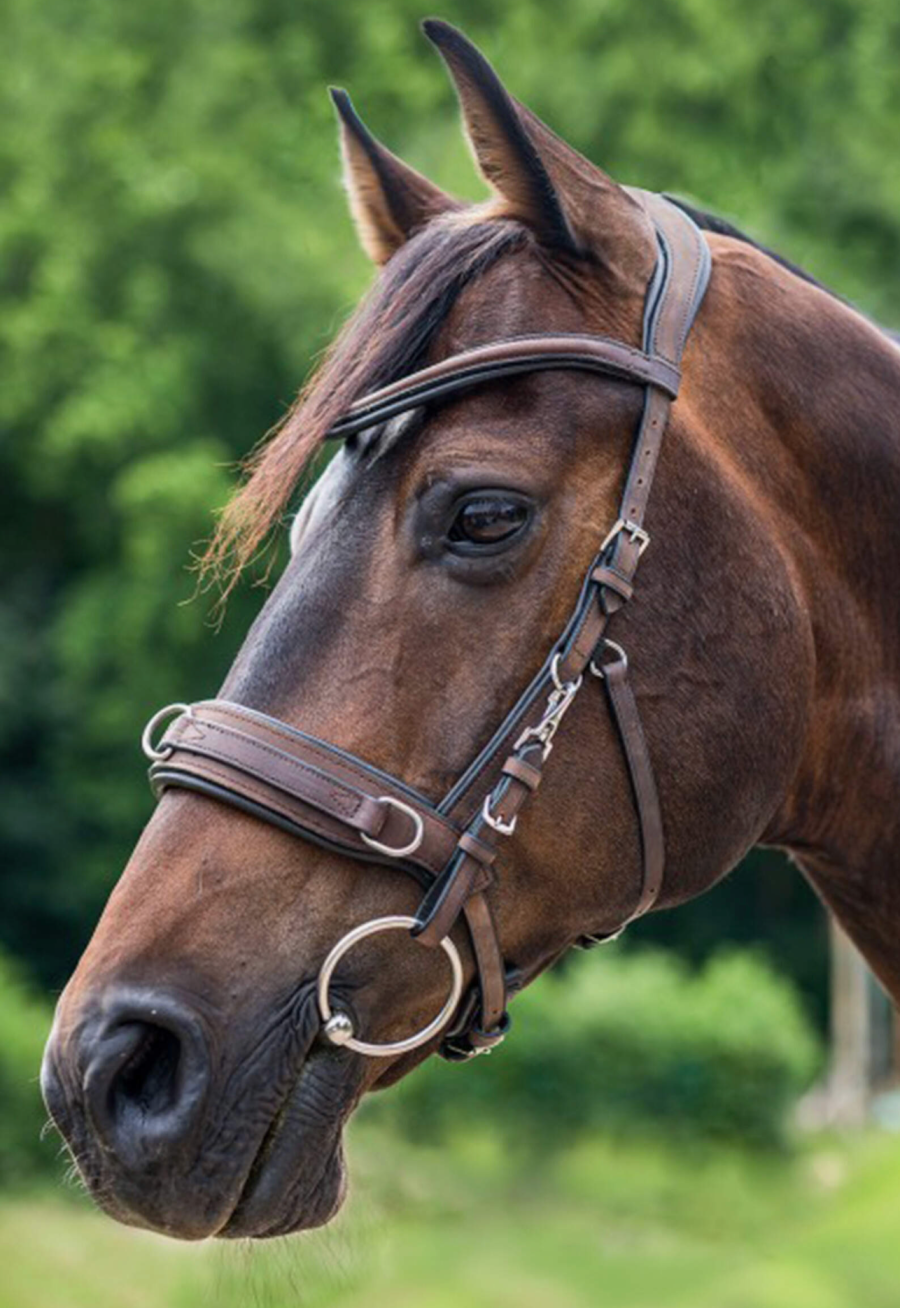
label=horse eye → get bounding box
[448,495,530,549]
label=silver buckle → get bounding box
[600,517,650,557]
[482,794,517,836]
[360,797,425,859]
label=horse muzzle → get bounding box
[41,980,353,1239]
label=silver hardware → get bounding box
[323,1012,354,1044]
[317,914,464,1057]
[360,797,425,859]
[482,793,517,836]
[580,926,625,947]
[514,663,584,761]
[589,639,629,680]
[141,703,193,761]
[600,517,650,557]
[459,1042,499,1059]
[550,651,582,695]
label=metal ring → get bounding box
[141,703,192,761]
[589,639,629,679]
[317,915,464,1057]
[549,652,582,695]
[360,797,424,858]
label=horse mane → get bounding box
[663,195,839,297]
[202,215,527,592]
[670,197,900,350]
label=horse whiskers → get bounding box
[40,1115,60,1143]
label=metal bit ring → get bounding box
[317,915,464,1057]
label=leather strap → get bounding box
[328,334,681,441]
[599,653,665,920]
[151,701,461,878]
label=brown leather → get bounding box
[457,830,498,866]
[590,565,634,604]
[163,709,390,836]
[415,860,490,947]
[635,189,713,364]
[601,655,665,919]
[458,891,507,1039]
[329,333,681,440]
[501,755,543,790]
[419,749,545,946]
[151,701,461,878]
[147,192,712,1060]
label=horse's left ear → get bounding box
[422,21,653,280]
[331,88,460,265]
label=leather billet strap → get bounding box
[148,192,711,1060]
[602,654,665,917]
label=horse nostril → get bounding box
[81,993,209,1162]
[111,1023,182,1119]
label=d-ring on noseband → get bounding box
[143,191,711,1061]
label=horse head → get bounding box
[47,20,889,1240]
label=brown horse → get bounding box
[42,20,900,1240]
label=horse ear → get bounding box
[330,88,459,266]
[421,21,652,275]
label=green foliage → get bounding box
[372,948,822,1149]
[0,952,53,1183]
[1,0,898,991]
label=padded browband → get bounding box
[327,335,682,440]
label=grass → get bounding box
[4,1122,900,1308]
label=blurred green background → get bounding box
[2,0,900,1303]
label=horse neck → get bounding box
[703,235,900,993]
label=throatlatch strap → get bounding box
[602,658,665,918]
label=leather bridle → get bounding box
[141,191,711,1061]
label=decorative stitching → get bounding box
[160,758,453,876]
[199,701,436,810]
[170,717,366,821]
